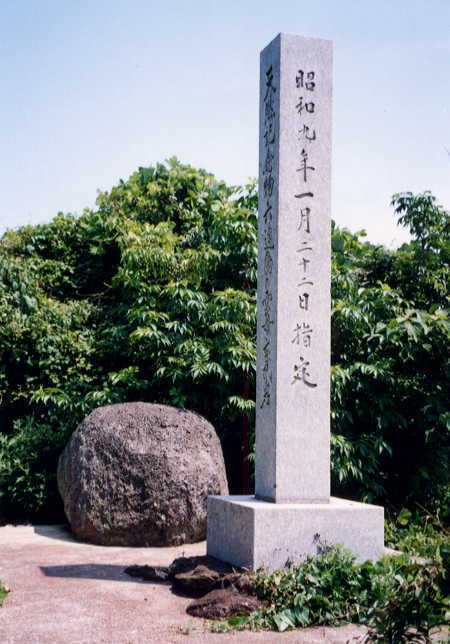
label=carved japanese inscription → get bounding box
[260,65,276,409]
[292,68,317,390]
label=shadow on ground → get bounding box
[40,563,160,583]
[33,524,78,544]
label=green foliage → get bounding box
[386,507,450,562]
[214,544,448,642]
[0,418,68,514]
[363,556,448,643]
[330,193,449,505]
[0,159,448,518]
[253,545,369,629]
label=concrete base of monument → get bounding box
[207,495,384,570]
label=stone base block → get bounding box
[207,495,384,570]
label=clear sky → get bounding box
[1,0,449,246]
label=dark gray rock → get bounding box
[173,564,222,597]
[169,555,251,598]
[186,588,265,619]
[57,403,228,546]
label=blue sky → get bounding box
[1,0,449,246]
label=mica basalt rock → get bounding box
[125,555,237,593]
[124,554,254,599]
[186,589,265,619]
[173,565,223,597]
[57,403,228,546]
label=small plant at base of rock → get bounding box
[0,582,9,606]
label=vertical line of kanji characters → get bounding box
[260,65,276,409]
[292,69,317,389]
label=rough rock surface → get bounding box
[57,403,228,546]
[170,554,234,577]
[186,589,265,618]
[173,564,223,597]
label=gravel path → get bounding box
[0,524,369,643]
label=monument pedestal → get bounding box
[208,495,384,570]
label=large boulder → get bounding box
[57,403,228,546]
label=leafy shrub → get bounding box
[252,545,369,629]
[330,195,449,506]
[363,556,448,643]
[214,544,448,642]
[0,418,67,516]
[386,508,450,577]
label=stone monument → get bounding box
[207,33,384,570]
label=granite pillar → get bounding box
[207,33,384,570]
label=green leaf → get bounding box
[273,610,296,632]
[397,508,412,526]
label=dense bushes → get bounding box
[330,193,449,507]
[0,159,448,519]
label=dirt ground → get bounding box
[0,524,370,643]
